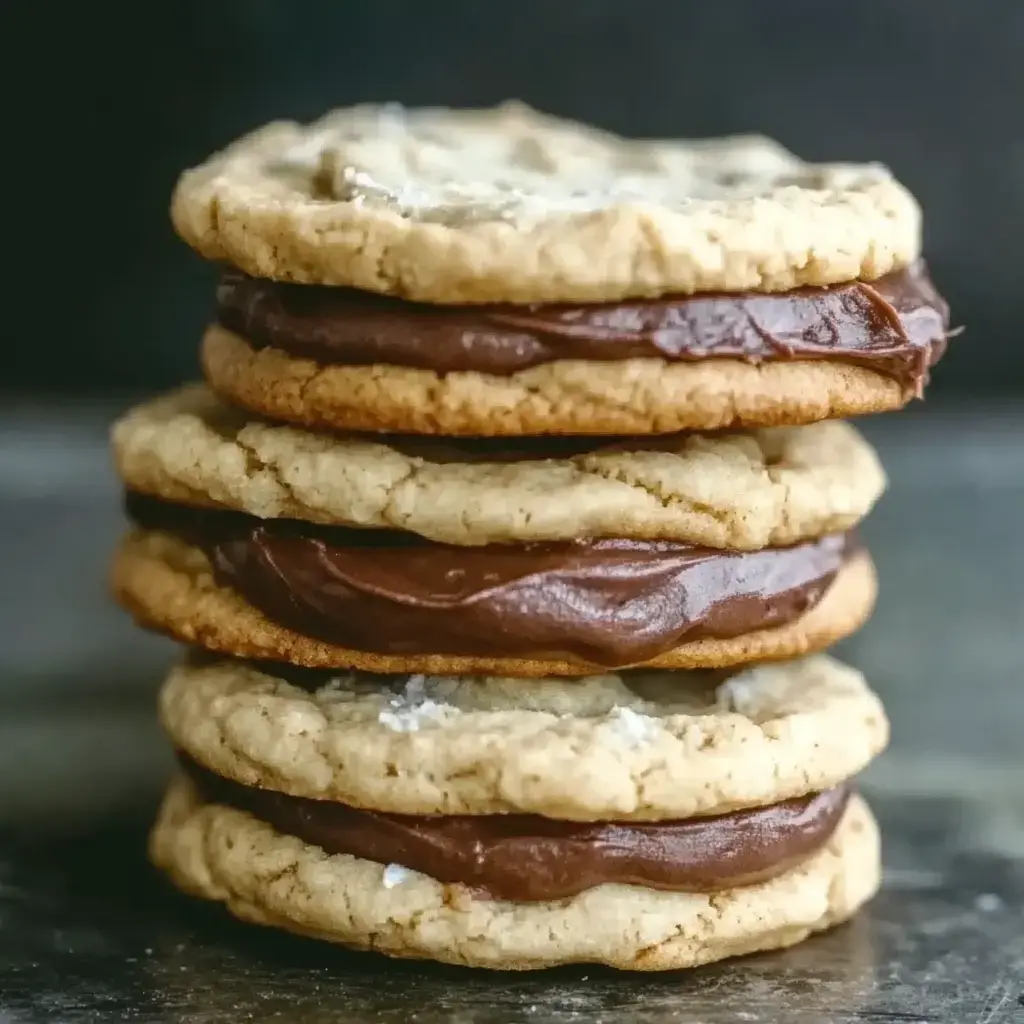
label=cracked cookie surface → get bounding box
[111,386,885,549]
[150,778,880,970]
[158,653,888,819]
[203,324,913,436]
[113,529,877,676]
[171,101,920,303]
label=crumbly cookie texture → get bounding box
[171,101,920,303]
[113,529,877,676]
[111,386,886,549]
[151,779,879,970]
[158,653,888,820]
[203,325,911,436]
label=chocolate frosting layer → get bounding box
[183,755,851,901]
[127,494,854,668]
[216,261,949,392]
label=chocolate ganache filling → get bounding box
[127,493,856,668]
[182,754,851,900]
[216,260,949,392]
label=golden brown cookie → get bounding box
[171,101,919,303]
[157,653,887,819]
[203,324,912,436]
[111,386,886,549]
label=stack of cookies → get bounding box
[110,103,950,971]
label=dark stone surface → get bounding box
[0,402,1022,1022]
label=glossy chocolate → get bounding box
[127,494,854,668]
[216,261,949,392]
[183,756,851,901]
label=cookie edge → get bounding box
[203,325,912,436]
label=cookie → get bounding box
[112,527,877,676]
[150,776,880,970]
[158,653,888,819]
[203,323,914,436]
[171,101,919,303]
[111,386,886,549]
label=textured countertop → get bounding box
[0,401,1022,1023]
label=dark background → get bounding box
[3,0,1022,396]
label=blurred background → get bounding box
[3,0,1024,397]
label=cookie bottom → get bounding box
[113,529,877,675]
[150,778,879,971]
[203,324,910,436]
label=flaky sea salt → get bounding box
[377,675,457,732]
[605,705,659,747]
[715,666,772,715]
[381,864,413,889]
[378,699,450,732]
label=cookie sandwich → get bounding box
[176,102,947,436]
[111,102,950,970]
